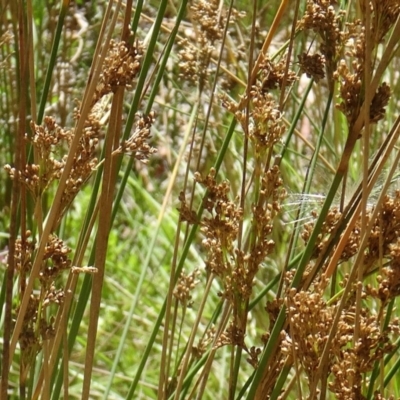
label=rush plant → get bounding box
[1,1,400,399]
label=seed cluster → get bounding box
[250,88,285,153]
[334,43,391,127]
[93,39,143,104]
[40,234,71,284]
[116,111,157,163]
[190,0,224,43]
[179,163,284,356]
[58,107,101,220]
[196,168,242,277]
[329,307,397,399]
[298,0,344,76]
[14,232,35,293]
[5,116,72,199]
[173,268,201,307]
[192,326,216,359]
[301,206,343,259]
[298,52,326,83]
[284,283,335,381]
[360,0,400,44]
[221,84,286,157]
[259,56,297,92]
[177,0,242,88]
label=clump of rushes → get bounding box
[5,37,145,228]
[256,1,400,398]
[194,165,283,350]
[211,0,400,399]
[4,0,400,399]
[2,22,148,394]
[181,32,288,364]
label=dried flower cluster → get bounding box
[301,206,343,259]
[6,109,99,378]
[40,234,72,284]
[177,39,201,86]
[209,44,288,357]
[192,169,251,346]
[196,168,242,272]
[5,116,72,199]
[187,163,284,356]
[363,192,400,305]
[360,0,400,44]
[178,0,242,88]
[258,162,400,399]
[297,0,344,72]
[173,268,201,307]
[5,37,147,228]
[221,87,285,156]
[93,38,143,104]
[192,325,216,359]
[369,82,392,123]
[251,88,285,152]
[330,307,397,399]
[298,52,326,83]
[189,0,224,44]
[215,321,245,349]
[4,110,100,229]
[57,107,101,221]
[333,29,360,125]
[284,283,334,381]
[116,111,157,162]
[334,40,391,127]
[14,232,35,293]
[259,56,297,92]
[177,191,198,225]
[276,189,400,397]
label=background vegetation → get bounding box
[1,0,400,399]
